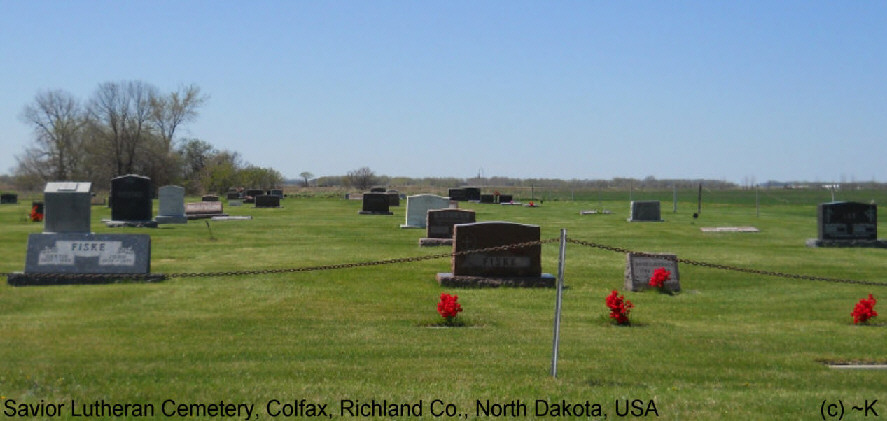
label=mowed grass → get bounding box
[0,193,885,420]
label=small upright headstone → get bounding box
[420,208,476,246]
[498,194,513,203]
[227,192,242,200]
[110,174,153,222]
[359,193,392,215]
[624,253,681,292]
[387,191,400,207]
[370,187,387,193]
[202,195,219,202]
[255,195,281,208]
[243,189,265,204]
[155,185,187,224]
[436,221,554,287]
[479,194,494,204]
[448,188,467,201]
[401,194,451,229]
[808,202,885,247]
[629,201,663,222]
[0,193,18,204]
[44,182,92,233]
[269,189,284,198]
[464,187,481,201]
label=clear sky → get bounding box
[2,1,885,183]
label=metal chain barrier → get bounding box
[565,237,887,287]
[4,236,886,287]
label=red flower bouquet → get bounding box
[437,293,463,325]
[649,267,671,290]
[605,290,633,325]
[29,205,43,222]
[851,294,878,324]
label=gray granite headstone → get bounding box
[155,185,187,224]
[43,182,92,233]
[436,221,554,287]
[420,209,476,246]
[401,194,451,228]
[624,252,681,292]
[629,200,663,222]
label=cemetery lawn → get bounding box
[1,193,886,420]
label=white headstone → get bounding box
[155,185,187,224]
[401,194,452,228]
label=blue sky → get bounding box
[2,1,885,183]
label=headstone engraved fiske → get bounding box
[436,221,554,287]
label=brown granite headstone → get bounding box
[436,221,554,287]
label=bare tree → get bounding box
[17,90,85,181]
[151,84,208,153]
[347,167,376,191]
[86,80,159,177]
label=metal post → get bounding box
[551,229,567,377]
[673,185,677,213]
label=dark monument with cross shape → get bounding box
[807,201,886,247]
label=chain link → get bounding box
[565,238,887,287]
[4,236,885,287]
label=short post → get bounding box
[551,229,567,377]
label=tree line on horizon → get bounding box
[12,81,283,194]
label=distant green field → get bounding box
[1,192,885,420]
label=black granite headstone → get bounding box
[111,175,152,221]
[359,193,392,215]
[818,202,877,241]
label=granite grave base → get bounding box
[8,272,166,286]
[155,215,188,224]
[419,238,453,247]
[436,273,556,288]
[103,219,159,228]
[805,239,887,248]
[358,210,393,215]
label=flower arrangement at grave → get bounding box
[605,290,633,326]
[851,294,878,324]
[29,205,43,222]
[649,267,672,293]
[437,293,464,326]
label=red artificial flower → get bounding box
[649,267,671,289]
[29,205,43,222]
[605,290,633,325]
[437,293,463,321]
[851,294,878,324]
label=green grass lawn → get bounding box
[1,193,885,420]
